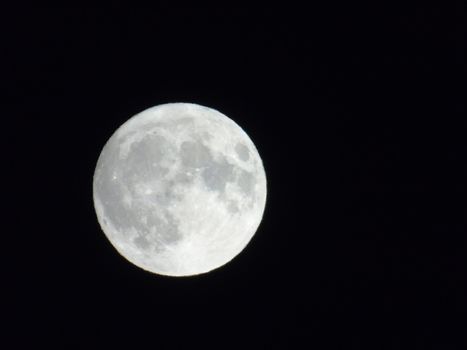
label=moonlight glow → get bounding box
[93,103,267,276]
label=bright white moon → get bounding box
[93,103,267,276]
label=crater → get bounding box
[95,177,134,233]
[237,170,255,195]
[235,142,250,161]
[227,200,240,213]
[201,159,235,193]
[173,171,195,185]
[159,116,194,130]
[180,141,212,168]
[122,134,170,183]
[133,235,150,250]
[201,131,213,140]
[146,211,182,245]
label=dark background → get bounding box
[4,3,465,349]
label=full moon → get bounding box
[93,103,267,276]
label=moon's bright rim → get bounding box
[93,103,267,276]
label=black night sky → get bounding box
[4,4,466,349]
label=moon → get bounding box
[93,103,267,276]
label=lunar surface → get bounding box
[93,103,267,276]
